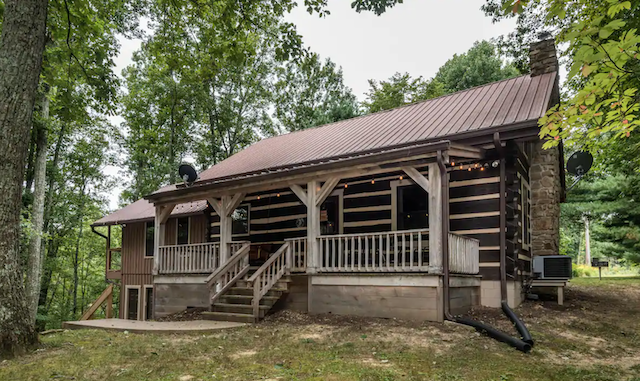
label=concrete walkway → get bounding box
[62,319,245,334]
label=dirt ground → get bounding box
[1,277,639,380]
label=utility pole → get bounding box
[584,216,591,266]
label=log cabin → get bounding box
[90,39,565,323]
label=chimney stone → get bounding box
[529,38,559,77]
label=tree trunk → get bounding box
[25,91,49,324]
[72,182,87,317]
[0,0,49,358]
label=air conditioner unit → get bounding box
[532,255,572,279]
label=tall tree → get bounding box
[434,40,520,93]
[0,0,49,357]
[274,53,359,132]
[486,0,640,150]
[25,88,50,323]
[363,72,445,113]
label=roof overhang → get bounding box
[146,139,486,206]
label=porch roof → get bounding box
[147,72,555,203]
[91,193,208,227]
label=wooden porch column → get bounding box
[209,193,246,264]
[290,178,340,274]
[153,203,176,275]
[427,163,443,273]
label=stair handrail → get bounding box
[246,241,290,319]
[206,243,251,304]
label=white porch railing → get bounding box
[317,228,430,272]
[285,237,307,272]
[247,242,289,319]
[158,241,248,275]
[448,233,479,274]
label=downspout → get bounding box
[493,133,534,347]
[91,225,118,286]
[438,150,532,353]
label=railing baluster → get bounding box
[410,232,414,271]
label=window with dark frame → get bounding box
[521,176,532,249]
[127,288,139,320]
[231,205,249,235]
[145,221,155,257]
[177,217,189,245]
[397,185,428,230]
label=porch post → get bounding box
[209,193,246,264]
[427,163,443,273]
[306,181,320,274]
[220,196,233,264]
[153,203,175,275]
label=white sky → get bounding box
[105,0,517,210]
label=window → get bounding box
[177,217,189,245]
[144,287,153,321]
[126,287,140,320]
[397,185,428,230]
[145,222,155,257]
[521,175,532,250]
[321,196,340,235]
[232,205,250,235]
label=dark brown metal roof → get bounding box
[192,73,555,184]
[92,197,208,226]
[98,72,555,223]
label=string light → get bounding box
[257,196,261,200]
[276,193,280,197]
[459,165,463,170]
[344,183,348,188]
[371,179,375,184]
[451,161,455,166]
[399,175,403,180]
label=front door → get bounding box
[126,288,139,320]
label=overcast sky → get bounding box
[107,0,517,209]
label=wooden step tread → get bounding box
[222,294,280,300]
[213,303,270,310]
[229,287,288,292]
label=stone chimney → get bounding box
[529,38,559,77]
[529,36,561,257]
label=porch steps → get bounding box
[203,268,291,323]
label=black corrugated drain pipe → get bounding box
[437,149,531,353]
[494,133,534,348]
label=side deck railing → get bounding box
[448,232,480,274]
[158,241,248,275]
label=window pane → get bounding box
[232,205,249,235]
[177,217,189,245]
[145,222,155,257]
[397,185,428,230]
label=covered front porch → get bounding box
[149,140,487,322]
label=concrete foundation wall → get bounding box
[307,274,480,322]
[154,276,209,318]
[480,280,523,308]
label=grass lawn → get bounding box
[2,277,639,381]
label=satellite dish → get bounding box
[178,163,198,186]
[566,151,593,177]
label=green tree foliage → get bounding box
[274,53,359,131]
[561,175,640,265]
[363,41,518,113]
[486,0,640,150]
[363,73,445,113]
[434,40,520,93]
